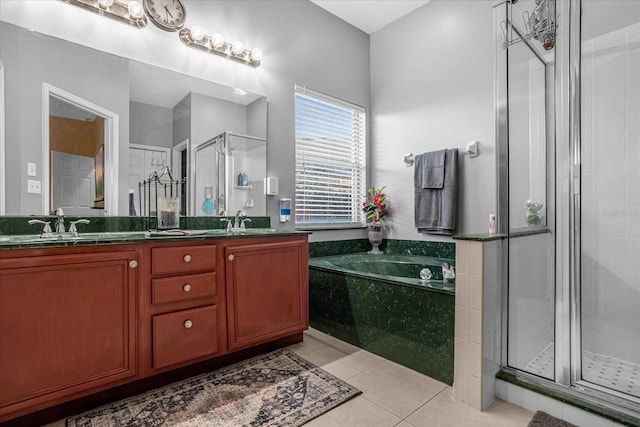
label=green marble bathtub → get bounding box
[309,252,455,385]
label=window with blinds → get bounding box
[294,86,366,228]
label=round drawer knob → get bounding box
[129,260,138,269]
[183,284,192,292]
[184,320,193,329]
[183,254,192,263]
[228,254,235,261]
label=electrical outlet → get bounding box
[27,180,41,194]
[27,162,37,177]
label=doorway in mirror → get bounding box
[47,88,118,216]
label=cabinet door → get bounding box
[226,239,308,350]
[0,251,137,413]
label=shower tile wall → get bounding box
[581,22,640,365]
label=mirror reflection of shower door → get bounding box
[578,0,640,400]
[193,139,219,216]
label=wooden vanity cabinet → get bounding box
[225,236,308,351]
[0,233,308,422]
[0,246,139,421]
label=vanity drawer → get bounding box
[153,305,218,369]
[152,272,216,305]
[151,245,216,275]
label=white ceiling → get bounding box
[310,0,431,34]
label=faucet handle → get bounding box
[28,219,52,234]
[240,218,251,230]
[220,218,232,232]
[69,219,90,236]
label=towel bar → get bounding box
[403,141,479,167]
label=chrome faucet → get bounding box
[234,210,245,230]
[234,210,251,230]
[28,208,90,238]
[220,211,251,233]
[55,207,65,234]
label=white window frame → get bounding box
[294,85,366,229]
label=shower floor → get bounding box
[525,343,640,397]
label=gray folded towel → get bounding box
[414,149,458,235]
[420,149,446,189]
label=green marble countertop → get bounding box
[453,232,507,241]
[0,229,308,249]
[453,227,550,241]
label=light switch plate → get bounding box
[27,180,41,194]
[27,162,37,177]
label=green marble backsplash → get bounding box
[309,238,455,260]
[0,216,271,235]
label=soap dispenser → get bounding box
[279,198,292,223]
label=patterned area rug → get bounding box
[67,348,361,427]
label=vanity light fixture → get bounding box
[62,0,147,28]
[179,27,263,67]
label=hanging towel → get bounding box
[421,149,446,189]
[414,148,458,235]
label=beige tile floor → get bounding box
[44,328,534,427]
[292,328,534,427]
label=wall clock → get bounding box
[143,0,187,32]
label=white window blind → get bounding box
[294,85,366,228]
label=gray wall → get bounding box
[370,0,496,239]
[190,93,247,148]
[173,94,192,147]
[0,22,130,215]
[247,98,267,140]
[130,101,173,149]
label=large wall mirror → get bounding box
[0,21,267,217]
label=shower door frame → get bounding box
[567,0,640,408]
[497,0,640,416]
[496,0,559,381]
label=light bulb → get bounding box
[128,1,143,19]
[231,40,244,55]
[190,26,204,42]
[211,33,225,48]
[98,0,114,7]
[250,48,263,62]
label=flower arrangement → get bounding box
[362,186,389,225]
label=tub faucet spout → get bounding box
[442,262,456,283]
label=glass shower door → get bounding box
[503,0,556,381]
[578,0,640,399]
